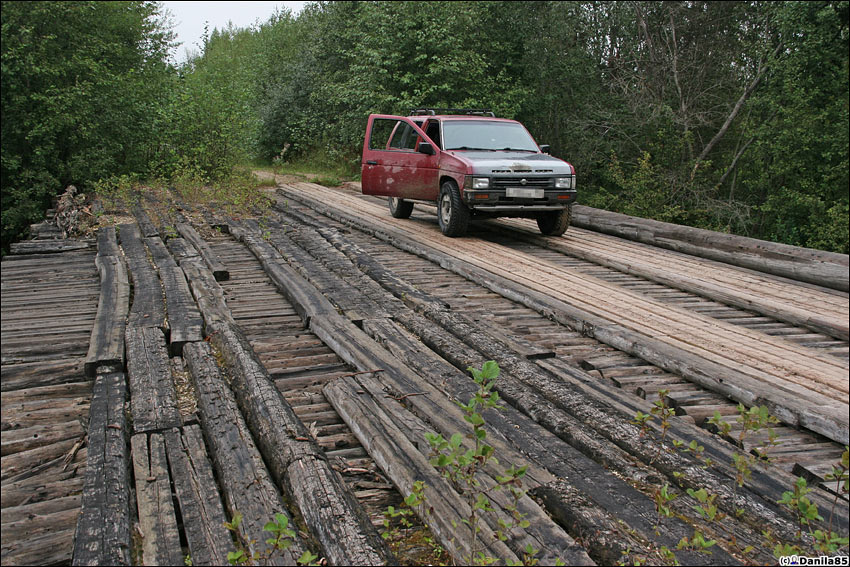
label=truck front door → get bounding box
[361,115,440,201]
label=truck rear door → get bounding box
[361,115,440,200]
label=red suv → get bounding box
[361,109,577,237]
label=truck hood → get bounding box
[446,151,573,175]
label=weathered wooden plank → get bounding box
[84,228,129,376]
[203,326,390,565]
[131,433,183,567]
[9,240,90,255]
[0,360,87,392]
[1,515,77,566]
[1,473,85,507]
[163,426,232,566]
[118,223,167,330]
[569,205,849,292]
[182,341,302,565]
[0,438,79,482]
[72,372,131,566]
[176,222,229,281]
[1,420,85,456]
[497,219,850,341]
[126,327,181,433]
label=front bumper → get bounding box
[463,189,577,211]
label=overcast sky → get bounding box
[161,1,307,62]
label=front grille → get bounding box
[491,177,554,189]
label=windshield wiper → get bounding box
[446,146,493,151]
[500,148,537,152]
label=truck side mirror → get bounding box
[539,144,550,154]
[417,142,435,155]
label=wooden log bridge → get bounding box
[3,181,848,566]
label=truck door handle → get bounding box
[366,160,378,165]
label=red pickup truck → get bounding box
[361,109,577,237]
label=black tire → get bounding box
[536,206,572,236]
[388,197,414,219]
[437,180,469,237]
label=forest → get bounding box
[2,1,848,254]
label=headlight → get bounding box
[472,177,490,189]
[555,177,573,189]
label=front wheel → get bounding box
[437,180,469,237]
[536,206,571,236]
[388,197,414,219]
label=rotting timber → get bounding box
[1,179,847,566]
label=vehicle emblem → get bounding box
[520,178,527,186]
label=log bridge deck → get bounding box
[1,181,847,566]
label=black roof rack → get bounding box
[409,108,496,117]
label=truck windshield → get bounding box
[443,121,538,152]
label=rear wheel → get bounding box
[437,180,469,237]
[536,206,571,236]
[388,197,414,219]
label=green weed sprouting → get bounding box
[224,511,318,566]
[631,401,849,564]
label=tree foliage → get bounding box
[2,1,847,253]
[1,1,174,250]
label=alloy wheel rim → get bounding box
[440,193,451,223]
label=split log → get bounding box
[176,222,228,281]
[84,228,129,377]
[160,265,204,355]
[201,327,390,566]
[144,236,176,266]
[182,341,304,565]
[125,327,181,433]
[165,237,200,261]
[260,217,399,320]
[179,256,234,331]
[72,373,131,566]
[95,225,121,257]
[132,205,159,238]
[118,223,166,330]
[570,205,849,292]
[162,426,232,566]
[144,236,204,355]
[130,433,183,566]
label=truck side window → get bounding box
[388,123,418,150]
[425,121,442,149]
[369,118,400,150]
